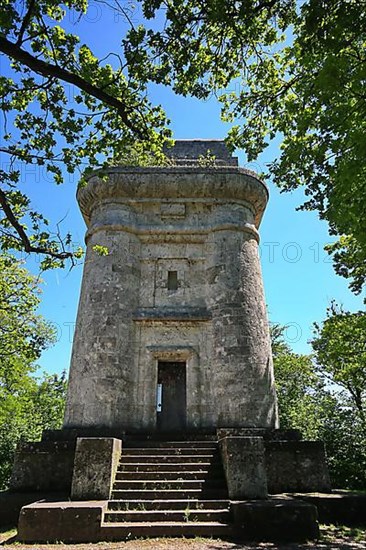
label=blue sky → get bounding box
[4,3,364,376]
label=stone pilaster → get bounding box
[238,234,278,427]
[64,203,141,430]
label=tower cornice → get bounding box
[77,166,269,229]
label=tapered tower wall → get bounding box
[64,141,278,431]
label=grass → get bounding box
[0,526,17,544]
[320,523,366,543]
[0,524,365,548]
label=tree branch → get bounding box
[17,0,36,46]
[0,187,74,261]
[0,146,64,163]
[0,36,146,138]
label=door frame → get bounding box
[156,360,187,431]
[146,345,198,431]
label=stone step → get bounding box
[118,462,215,472]
[111,489,228,500]
[108,438,228,535]
[119,454,217,463]
[122,448,219,455]
[99,521,234,539]
[125,441,218,449]
[113,479,226,491]
[104,509,230,523]
[115,470,223,481]
[123,433,217,442]
[107,499,230,511]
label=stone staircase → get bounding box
[100,439,234,538]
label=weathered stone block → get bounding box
[71,437,121,500]
[231,497,319,541]
[292,491,366,526]
[18,500,106,543]
[163,139,239,166]
[266,441,331,493]
[219,436,268,499]
[9,441,75,492]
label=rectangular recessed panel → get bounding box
[160,203,186,218]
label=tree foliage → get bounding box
[1,1,365,289]
[0,371,67,490]
[0,0,171,269]
[125,0,366,294]
[272,323,327,439]
[311,304,366,424]
[0,256,64,489]
[0,255,56,380]
[272,323,366,489]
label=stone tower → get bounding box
[64,140,278,432]
[10,141,332,544]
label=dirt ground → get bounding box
[1,525,365,550]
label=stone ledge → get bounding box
[217,427,302,441]
[133,307,212,322]
[42,428,218,441]
[15,440,75,453]
[86,221,260,243]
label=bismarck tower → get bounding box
[64,139,278,432]
[11,141,331,544]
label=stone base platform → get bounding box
[9,429,332,496]
[7,429,337,543]
[10,491,366,542]
[17,497,318,543]
[288,491,366,526]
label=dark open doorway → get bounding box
[157,361,187,432]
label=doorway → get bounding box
[157,361,187,432]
